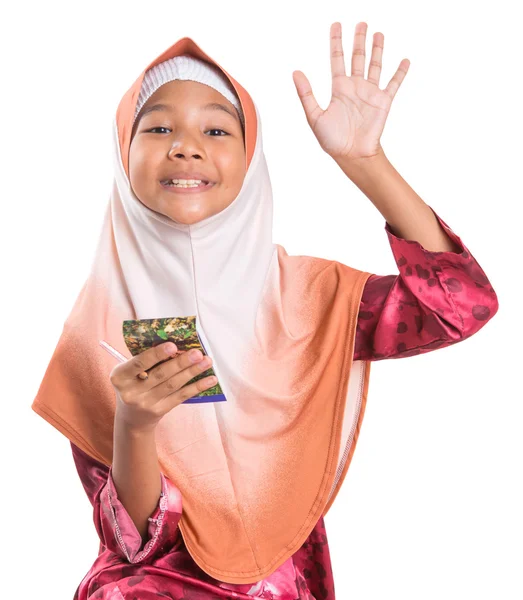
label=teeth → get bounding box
[166,178,206,188]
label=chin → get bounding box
[167,211,215,225]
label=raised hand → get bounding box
[292,21,410,162]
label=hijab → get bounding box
[31,35,373,584]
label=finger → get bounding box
[146,347,207,389]
[384,58,410,100]
[156,357,216,409]
[292,70,323,129]
[165,375,218,410]
[368,31,384,86]
[125,342,178,381]
[351,21,367,78]
[330,22,346,80]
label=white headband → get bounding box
[133,54,245,130]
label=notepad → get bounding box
[121,315,226,404]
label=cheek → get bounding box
[129,146,157,188]
[216,150,246,184]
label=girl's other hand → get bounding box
[110,342,216,433]
[292,21,410,162]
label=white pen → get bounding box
[99,339,149,379]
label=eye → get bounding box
[206,129,229,136]
[146,127,171,134]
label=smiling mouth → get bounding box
[160,181,215,193]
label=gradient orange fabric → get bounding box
[31,36,373,583]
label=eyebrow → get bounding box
[138,101,239,123]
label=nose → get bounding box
[169,149,203,159]
[168,136,204,160]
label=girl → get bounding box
[32,22,498,600]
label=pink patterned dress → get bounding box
[71,210,498,599]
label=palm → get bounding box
[293,22,410,161]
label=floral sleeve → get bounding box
[354,206,499,361]
[71,441,183,564]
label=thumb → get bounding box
[292,70,323,129]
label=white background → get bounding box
[2,0,521,598]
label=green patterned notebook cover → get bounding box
[122,316,226,404]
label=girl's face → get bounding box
[129,79,246,225]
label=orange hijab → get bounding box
[32,36,373,584]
